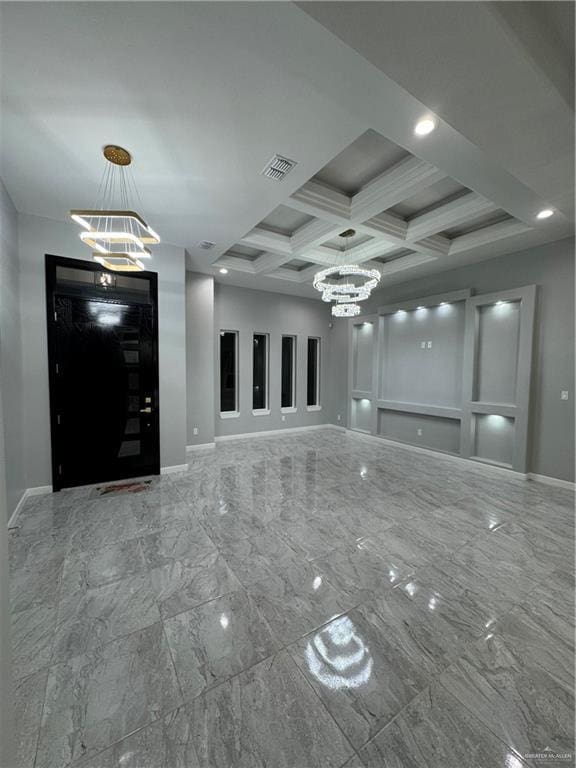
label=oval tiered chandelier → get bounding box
[313,229,380,317]
[70,145,160,272]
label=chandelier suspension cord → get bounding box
[69,144,160,271]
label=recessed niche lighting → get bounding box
[439,301,448,306]
[536,208,554,220]
[495,300,506,306]
[416,306,425,310]
[219,267,229,275]
[414,118,436,136]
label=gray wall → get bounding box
[339,238,574,482]
[0,181,24,518]
[18,214,188,486]
[211,283,334,437]
[326,316,348,427]
[0,181,16,766]
[186,273,215,446]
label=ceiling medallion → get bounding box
[69,145,160,272]
[313,230,381,317]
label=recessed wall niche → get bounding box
[351,397,372,433]
[348,285,535,474]
[377,409,460,454]
[379,300,465,407]
[475,301,520,405]
[352,321,374,393]
[473,413,515,467]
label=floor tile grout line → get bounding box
[434,678,532,766]
[283,643,361,763]
[159,619,186,708]
[347,585,539,761]
[64,641,351,768]
[31,654,51,768]
[13,429,573,768]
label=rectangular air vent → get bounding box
[198,240,215,250]
[261,154,297,181]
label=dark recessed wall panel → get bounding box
[377,409,460,454]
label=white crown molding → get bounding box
[291,217,344,255]
[289,180,351,222]
[358,211,407,240]
[221,137,537,283]
[241,227,292,255]
[252,251,292,274]
[267,266,307,282]
[449,218,532,254]
[351,157,445,221]
[216,255,257,273]
[407,193,496,241]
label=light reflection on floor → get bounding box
[306,615,373,690]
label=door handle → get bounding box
[139,407,153,413]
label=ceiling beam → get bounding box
[288,180,351,223]
[290,218,345,255]
[351,156,446,222]
[449,219,532,254]
[240,227,292,255]
[214,256,256,274]
[251,251,293,274]
[406,192,497,241]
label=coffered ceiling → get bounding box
[0,2,573,299]
[216,129,531,286]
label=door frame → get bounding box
[45,254,160,491]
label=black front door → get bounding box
[46,256,160,490]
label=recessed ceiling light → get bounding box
[219,267,228,275]
[414,118,436,136]
[416,305,425,310]
[536,208,554,220]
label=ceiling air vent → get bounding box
[198,240,215,250]
[261,154,297,181]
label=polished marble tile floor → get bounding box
[9,429,575,768]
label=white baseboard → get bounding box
[346,429,528,480]
[161,464,188,475]
[186,443,216,452]
[26,485,53,496]
[527,473,575,490]
[215,424,344,442]
[8,485,52,529]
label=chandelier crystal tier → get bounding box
[332,303,361,317]
[70,145,160,272]
[313,230,380,317]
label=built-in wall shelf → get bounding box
[376,400,462,420]
[468,401,518,417]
